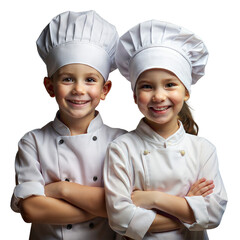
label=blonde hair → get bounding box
[178,102,198,135]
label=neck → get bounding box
[59,111,96,136]
[144,118,179,139]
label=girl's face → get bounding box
[134,69,189,137]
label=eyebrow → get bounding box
[87,73,102,80]
[55,72,73,78]
[55,72,102,79]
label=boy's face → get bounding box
[44,63,111,128]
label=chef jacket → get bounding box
[11,112,126,240]
[104,119,227,240]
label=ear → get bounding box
[101,80,112,100]
[184,90,190,101]
[44,77,55,97]
[133,93,137,104]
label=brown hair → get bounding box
[178,102,199,135]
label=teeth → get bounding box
[69,100,88,104]
[153,106,168,111]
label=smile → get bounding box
[150,106,171,112]
[152,106,169,111]
[67,99,90,105]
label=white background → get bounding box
[1,0,239,239]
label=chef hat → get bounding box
[37,10,118,80]
[115,20,209,92]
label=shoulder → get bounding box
[101,124,127,141]
[108,130,140,151]
[186,133,216,149]
[185,133,217,160]
[19,121,53,145]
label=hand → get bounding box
[131,190,158,209]
[187,178,214,197]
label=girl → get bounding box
[104,20,227,240]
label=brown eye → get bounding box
[62,78,73,83]
[141,84,152,89]
[86,78,96,83]
[166,83,175,88]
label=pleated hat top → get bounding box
[37,10,119,80]
[115,20,209,92]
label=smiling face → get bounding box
[44,63,111,130]
[134,68,189,137]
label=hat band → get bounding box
[46,42,111,80]
[129,46,192,92]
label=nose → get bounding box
[72,81,85,95]
[152,88,166,102]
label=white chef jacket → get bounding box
[11,111,126,240]
[104,119,227,240]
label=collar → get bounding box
[135,118,186,148]
[52,111,104,136]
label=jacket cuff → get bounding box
[125,207,156,240]
[11,182,45,212]
[183,196,209,230]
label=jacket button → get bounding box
[180,150,185,156]
[59,139,64,144]
[67,224,72,230]
[92,136,97,141]
[93,176,98,181]
[143,150,150,155]
[89,222,94,229]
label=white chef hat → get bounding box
[115,20,209,92]
[36,10,118,80]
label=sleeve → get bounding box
[183,141,228,231]
[11,133,45,212]
[104,142,156,240]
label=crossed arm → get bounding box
[19,182,107,224]
[135,178,214,232]
[19,177,213,229]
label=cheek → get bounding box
[135,92,151,113]
[170,92,186,105]
[88,86,103,100]
[55,86,68,99]
[136,92,150,106]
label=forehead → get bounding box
[57,63,100,74]
[138,68,179,80]
[53,63,104,80]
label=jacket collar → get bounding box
[135,118,185,148]
[52,111,103,136]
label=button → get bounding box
[89,222,94,229]
[65,178,70,182]
[59,139,64,144]
[180,150,185,156]
[93,176,98,181]
[143,150,150,155]
[92,136,97,141]
[67,224,72,230]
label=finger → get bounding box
[192,178,206,188]
[195,180,214,192]
[197,183,215,195]
[202,189,214,197]
[189,178,206,192]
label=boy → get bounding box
[11,10,126,240]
